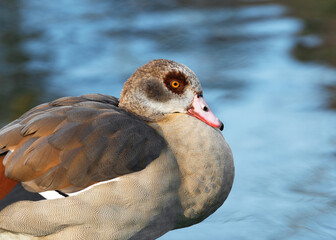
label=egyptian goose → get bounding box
[0,59,234,240]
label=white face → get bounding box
[119,59,223,130]
[119,59,203,121]
[142,87,196,115]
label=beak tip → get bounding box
[219,121,224,131]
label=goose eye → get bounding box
[163,70,187,95]
[171,80,180,88]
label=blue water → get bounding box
[1,0,336,239]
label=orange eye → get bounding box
[171,80,180,88]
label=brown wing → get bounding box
[0,94,166,193]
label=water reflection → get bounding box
[280,0,336,111]
[0,0,55,124]
[324,85,336,110]
[281,0,336,67]
[0,0,335,239]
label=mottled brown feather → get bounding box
[0,94,166,193]
[0,124,23,151]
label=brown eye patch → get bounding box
[163,71,188,94]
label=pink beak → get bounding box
[187,94,224,131]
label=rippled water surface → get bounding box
[0,0,335,239]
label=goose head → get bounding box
[119,59,224,131]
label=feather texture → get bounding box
[0,94,166,193]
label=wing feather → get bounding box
[0,94,166,194]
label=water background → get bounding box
[0,0,335,239]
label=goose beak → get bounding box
[187,94,224,131]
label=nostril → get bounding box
[202,106,209,112]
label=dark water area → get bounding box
[0,0,335,239]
